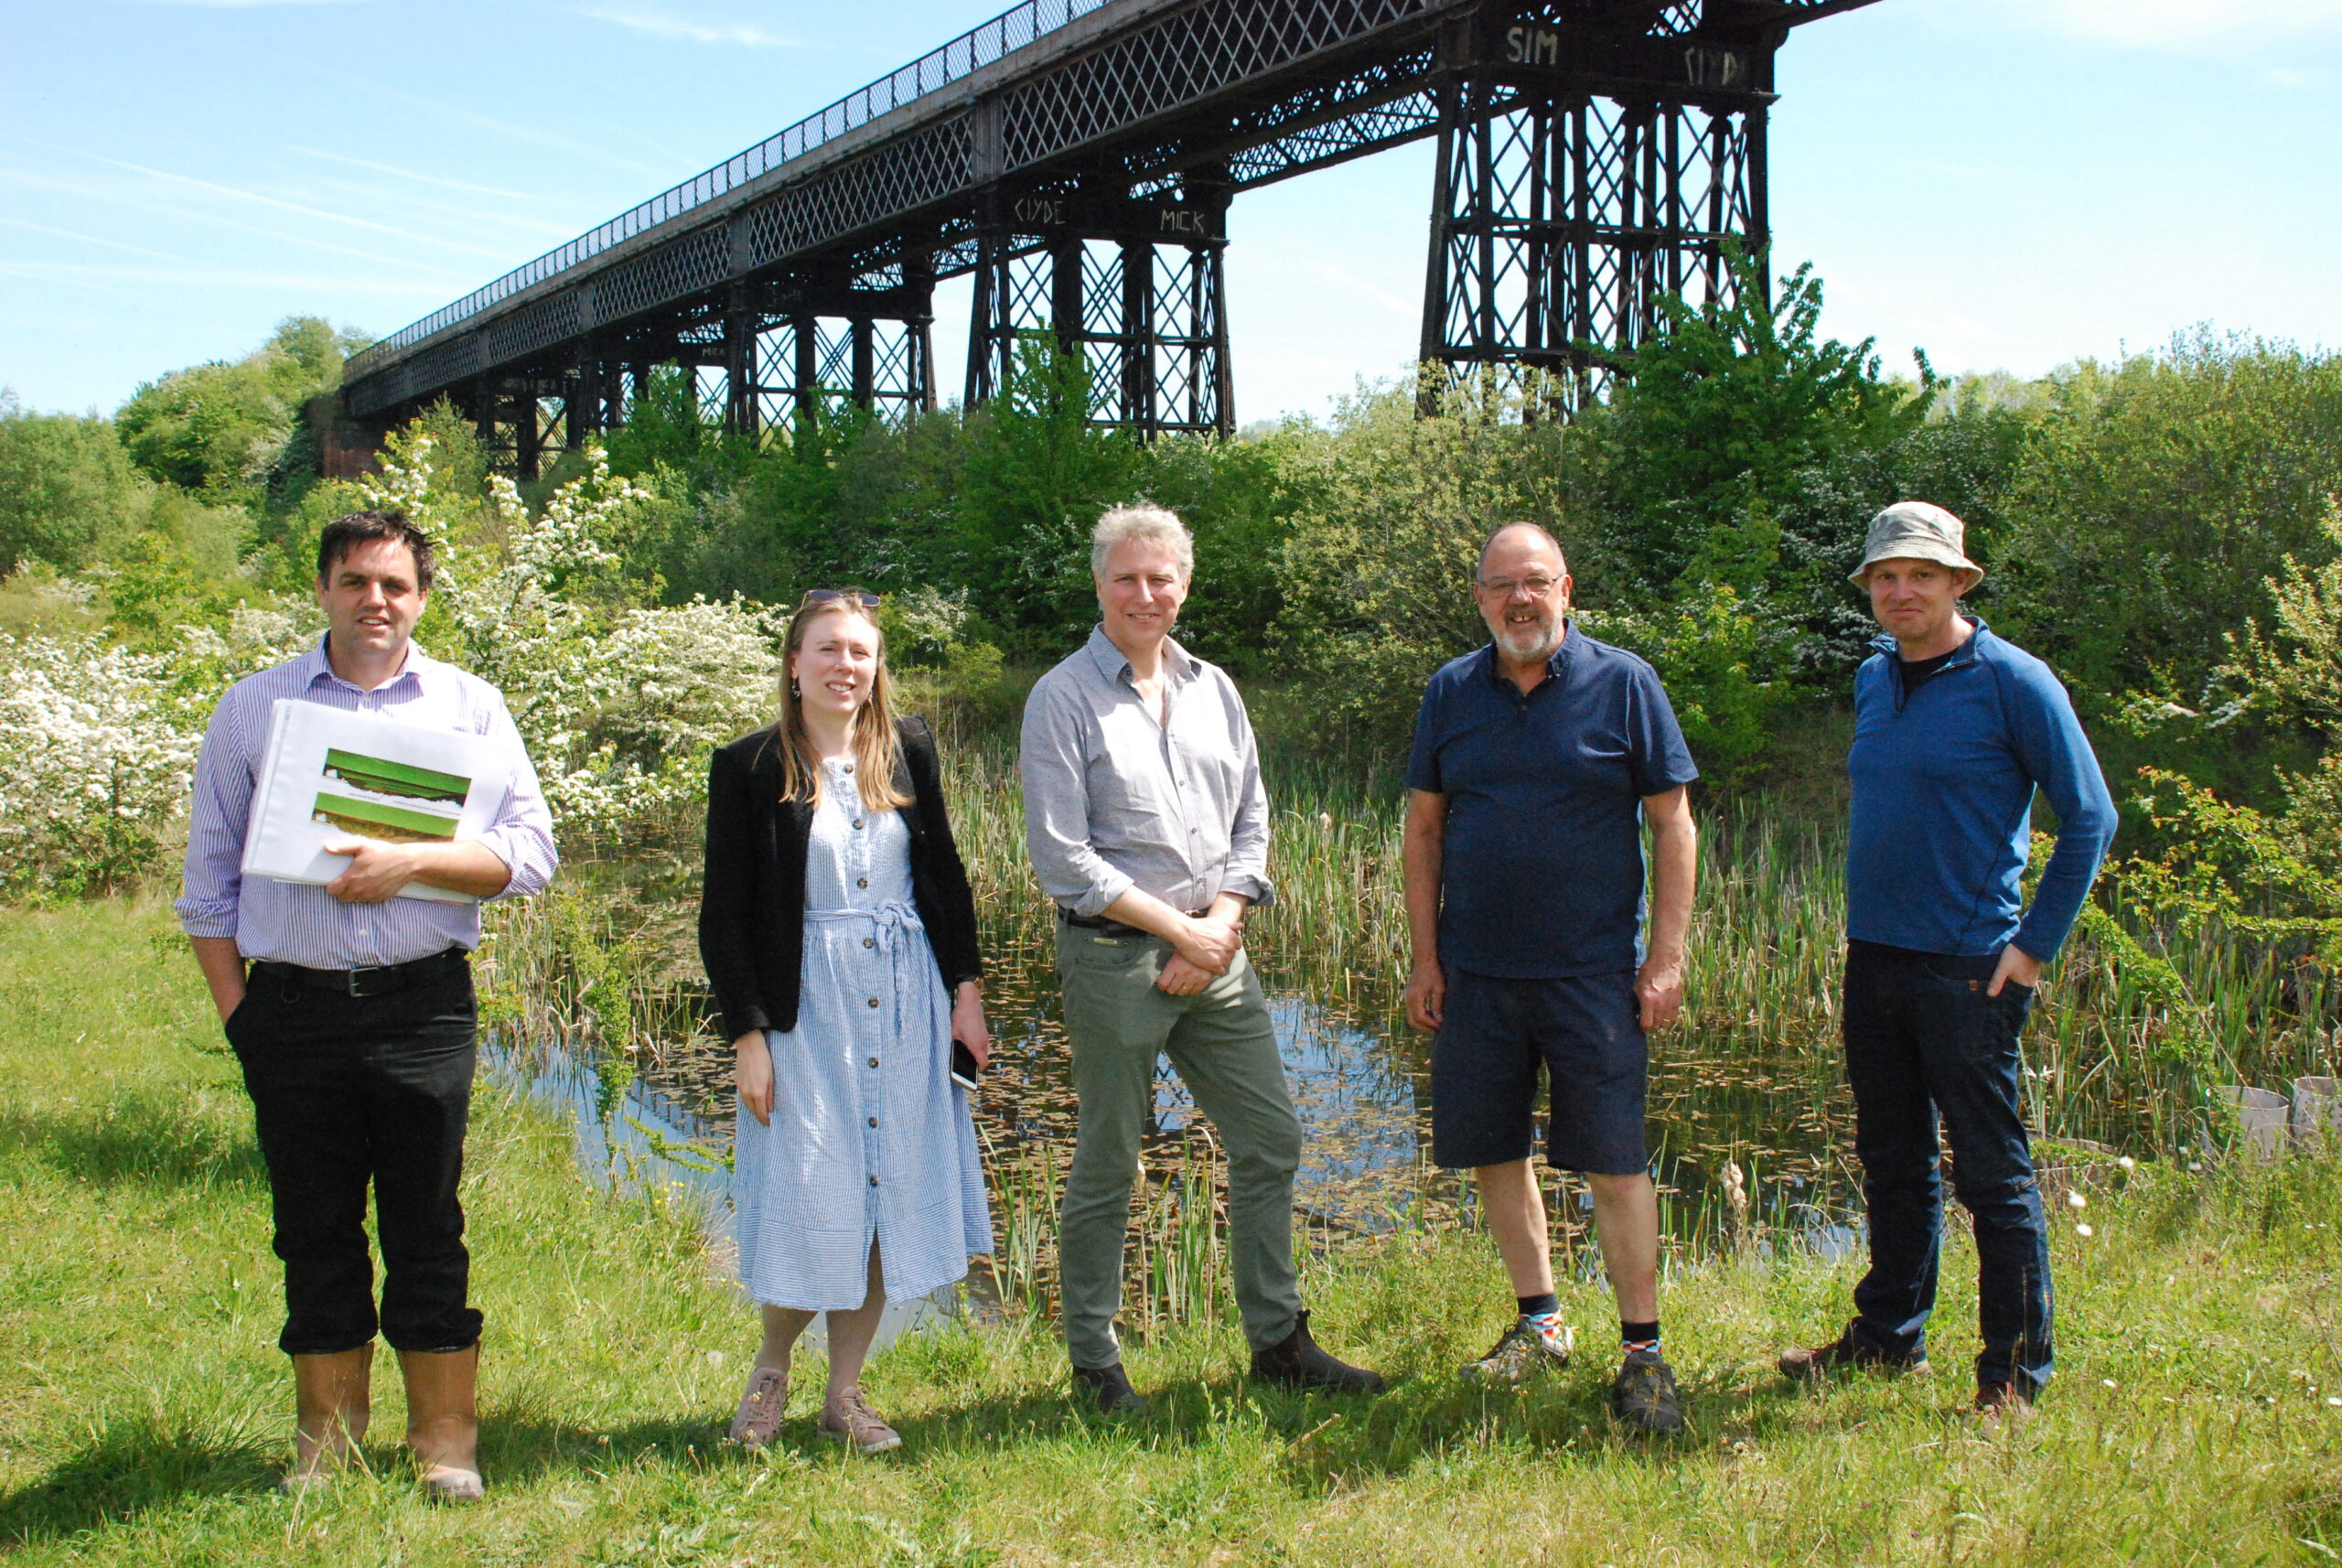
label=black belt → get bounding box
[249,949,467,998]
[1058,908,1209,940]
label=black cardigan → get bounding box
[698,715,983,1040]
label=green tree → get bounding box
[1133,424,1316,674]
[115,316,362,506]
[1272,379,1568,753]
[1592,248,1933,600]
[1763,383,2033,681]
[0,393,150,573]
[1995,330,2342,712]
[950,342,1146,654]
[2215,502,2342,877]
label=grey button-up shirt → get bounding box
[1020,626,1274,918]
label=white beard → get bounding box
[1495,618,1562,663]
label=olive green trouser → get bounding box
[1054,927,1303,1370]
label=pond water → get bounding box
[517,913,1874,1272]
[483,1034,970,1352]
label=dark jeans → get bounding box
[225,961,483,1357]
[1842,941,2052,1397]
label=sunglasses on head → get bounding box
[800,587,882,610]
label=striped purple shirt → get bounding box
[175,637,559,967]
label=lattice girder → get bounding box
[337,0,1873,456]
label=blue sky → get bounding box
[4,0,2339,422]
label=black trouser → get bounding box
[1842,940,2052,1398]
[225,960,483,1357]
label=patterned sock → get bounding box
[1513,1294,1568,1353]
[1621,1319,1661,1355]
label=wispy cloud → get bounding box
[331,80,672,179]
[125,0,372,6]
[0,260,449,295]
[2016,0,2342,47]
[0,166,467,275]
[285,146,543,202]
[0,216,181,260]
[295,175,582,240]
[579,7,801,47]
[55,146,523,263]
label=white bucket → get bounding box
[2217,1085,2291,1157]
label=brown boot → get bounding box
[397,1344,484,1502]
[285,1345,374,1492]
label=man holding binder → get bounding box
[176,510,558,1499]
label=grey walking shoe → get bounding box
[820,1387,903,1454]
[1462,1315,1575,1385]
[1609,1348,1686,1434]
[727,1365,789,1447]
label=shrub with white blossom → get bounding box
[357,433,783,832]
[0,427,785,899]
[0,632,203,900]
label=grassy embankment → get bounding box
[6,898,2342,1564]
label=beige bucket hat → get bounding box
[1848,500,1982,585]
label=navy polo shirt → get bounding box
[1406,631,1699,980]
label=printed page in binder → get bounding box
[239,699,513,904]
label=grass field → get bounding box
[6,898,2342,1565]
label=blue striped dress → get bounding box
[732,757,994,1310]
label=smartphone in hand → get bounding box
[950,1039,983,1092]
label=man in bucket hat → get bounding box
[1777,501,2115,1417]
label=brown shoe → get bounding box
[728,1365,790,1447]
[285,1344,374,1493]
[398,1344,484,1502]
[820,1387,902,1454]
[1976,1381,2034,1421]
[1778,1330,1929,1382]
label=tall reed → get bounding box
[477,725,2340,1326]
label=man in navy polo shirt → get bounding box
[1402,522,1700,1434]
[1778,502,2115,1417]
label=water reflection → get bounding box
[483,1035,964,1351]
[557,914,1873,1262]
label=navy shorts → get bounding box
[1431,967,1648,1175]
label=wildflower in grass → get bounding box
[2118,1155,2137,1170]
[2076,1222,2094,1237]
[2103,1378,2118,1388]
[2068,1190,2088,1209]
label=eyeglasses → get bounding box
[800,587,882,610]
[1477,575,1563,599]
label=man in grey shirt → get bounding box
[1022,503,1384,1412]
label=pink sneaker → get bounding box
[727,1366,789,1447]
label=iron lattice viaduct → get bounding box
[338,0,1878,476]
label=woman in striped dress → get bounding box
[699,590,993,1454]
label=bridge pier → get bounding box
[1418,12,1772,414]
[966,180,1232,439]
[699,260,938,435]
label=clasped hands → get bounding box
[1157,909,1241,997]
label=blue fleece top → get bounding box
[1846,617,2116,961]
